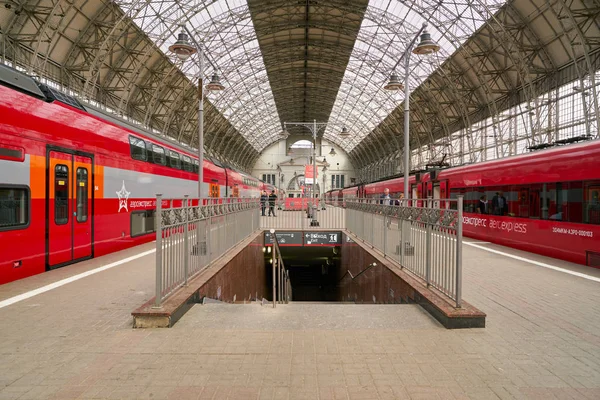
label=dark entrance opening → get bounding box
[265,245,341,302]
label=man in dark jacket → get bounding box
[492,191,507,215]
[260,191,267,216]
[268,190,277,216]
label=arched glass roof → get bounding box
[3,0,597,170]
[114,0,507,153]
[115,0,281,152]
[323,0,507,152]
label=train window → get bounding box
[193,160,199,173]
[151,145,166,165]
[128,136,147,161]
[168,151,181,170]
[181,155,193,172]
[54,164,69,225]
[76,168,88,223]
[0,186,29,230]
[131,210,155,237]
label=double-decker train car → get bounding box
[362,140,600,266]
[227,169,260,198]
[0,64,260,284]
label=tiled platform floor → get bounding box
[0,239,599,399]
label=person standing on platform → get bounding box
[260,191,267,216]
[380,188,391,205]
[395,192,405,206]
[268,190,277,216]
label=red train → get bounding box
[0,64,272,285]
[327,140,600,267]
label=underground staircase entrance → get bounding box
[264,231,405,304]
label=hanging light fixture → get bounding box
[329,148,336,156]
[205,72,225,91]
[413,27,441,55]
[169,29,197,61]
[384,72,404,91]
[287,146,293,155]
[339,126,350,137]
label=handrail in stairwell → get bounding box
[271,231,292,305]
[338,262,378,284]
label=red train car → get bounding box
[362,140,600,266]
[437,140,600,266]
[0,64,259,284]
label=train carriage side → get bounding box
[436,140,600,265]
[0,65,230,284]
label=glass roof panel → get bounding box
[323,0,507,152]
[115,0,281,152]
[115,0,507,155]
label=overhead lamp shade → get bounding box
[290,158,295,165]
[339,126,350,137]
[169,31,197,61]
[413,29,440,55]
[384,73,404,91]
[329,148,336,156]
[205,73,225,91]
[287,147,293,155]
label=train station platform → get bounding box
[0,239,599,400]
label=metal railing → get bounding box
[345,197,464,307]
[338,262,378,283]
[270,229,292,307]
[154,196,260,307]
[259,198,345,230]
[151,194,463,309]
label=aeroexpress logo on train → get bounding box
[116,181,130,213]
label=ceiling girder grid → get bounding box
[0,0,258,170]
[351,0,546,170]
[1,0,598,175]
[353,0,599,177]
[247,0,369,139]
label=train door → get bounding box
[47,148,93,269]
[432,182,442,209]
[529,184,541,219]
[438,180,449,208]
[209,183,220,198]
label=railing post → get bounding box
[184,195,189,286]
[279,257,283,304]
[207,199,212,262]
[383,206,388,257]
[154,194,163,308]
[426,197,432,287]
[271,229,276,308]
[456,195,463,308]
[399,217,404,267]
[284,272,288,304]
